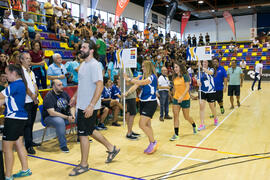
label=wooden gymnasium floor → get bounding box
[13,81,270,180]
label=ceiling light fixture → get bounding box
[248,6,251,8]
[198,0,204,4]
[211,9,215,12]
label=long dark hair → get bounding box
[173,61,188,80]
[6,64,27,87]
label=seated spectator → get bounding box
[9,51,21,65]
[47,53,68,87]
[101,77,123,127]
[107,17,114,29]
[59,25,69,43]
[229,43,236,53]
[29,40,47,89]
[21,12,36,39]
[251,37,260,48]
[65,53,80,85]
[0,10,13,38]
[0,52,8,73]
[9,19,25,41]
[0,40,12,56]
[111,75,121,102]
[47,14,59,33]
[106,58,119,81]
[69,30,80,51]
[11,38,30,52]
[27,0,39,22]
[42,79,75,153]
[96,106,109,131]
[96,32,107,67]
[34,33,41,41]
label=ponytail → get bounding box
[6,64,27,88]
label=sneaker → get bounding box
[220,107,225,114]
[13,169,32,178]
[126,134,138,141]
[170,134,179,141]
[193,127,197,134]
[112,122,121,127]
[210,115,214,118]
[145,141,158,154]
[144,143,152,153]
[26,147,36,155]
[98,123,108,130]
[214,118,218,126]
[164,116,173,120]
[131,132,140,137]
[61,146,69,153]
[95,126,103,131]
[198,124,206,131]
[159,117,164,121]
[5,176,13,180]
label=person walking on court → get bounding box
[0,65,32,180]
[158,66,172,121]
[197,60,218,131]
[170,61,197,141]
[124,60,158,154]
[213,57,228,114]
[69,41,120,176]
[120,68,140,140]
[251,60,263,91]
[227,60,244,109]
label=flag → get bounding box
[165,0,178,33]
[180,11,191,38]
[144,0,154,26]
[90,0,99,17]
[114,0,130,25]
[223,11,236,36]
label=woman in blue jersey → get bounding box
[0,65,32,180]
[111,75,121,102]
[197,60,218,131]
[124,60,158,154]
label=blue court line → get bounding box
[28,154,145,180]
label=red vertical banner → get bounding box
[114,0,130,24]
[180,11,191,38]
[223,11,236,36]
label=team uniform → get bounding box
[139,74,158,118]
[198,68,216,102]
[214,66,227,103]
[173,74,191,108]
[111,84,121,102]
[101,86,111,108]
[2,79,28,141]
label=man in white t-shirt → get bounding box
[240,59,247,78]
[158,67,172,121]
[251,60,263,91]
[9,19,25,41]
[54,0,63,17]
[68,40,120,177]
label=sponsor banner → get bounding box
[144,0,154,25]
[165,0,177,33]
[187,46,212,61]
[114,0,130,24]
[245,70,270,81]
[180,11,191,38]
[223,11,236,36]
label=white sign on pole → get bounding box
[186,46,213,61]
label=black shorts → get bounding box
[77,109,97,136]
[228,85,240,96]
[101,100,111,108]
[126,98,137,116]
[215,90,223,103]
[140,100,157,118]
[3,118,26,141]
[200,92,216,103]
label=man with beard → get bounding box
[42,79,75,152]
[213,57,227,114]
[69,40,120,176]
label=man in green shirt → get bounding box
[227,60,244,109]
[96,33,107,68]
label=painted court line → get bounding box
[162,154,208,162]
[176,144,218,151]
[28,155,144,180]
[161,91,253,179]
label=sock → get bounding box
[192,123,196,127]
[174,128,179,136]
[220,106,224,109]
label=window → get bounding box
[126,18,134,30]
[138,21,144,32]
[108,13,115,24]
[61,1,80,18]
[99,10,108,23]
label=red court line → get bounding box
[176,144,218,151]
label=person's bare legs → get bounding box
[236,96,240,107]
[112,106,120,123]
[126,112,135,135]
[79,136,90,167]
[208,102,217,119]
[3,140,15,177]
[199,100,206,125]
[182,108,195,124]
[230,96,234,109]
[100,107,109,124]
[172,105,180,128]
[15,136,29,171]
[139,116,154,142]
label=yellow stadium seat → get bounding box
[224,49,229,53]
[259,44,263,48]
[255,61,259,64]
[246,66,249,70]
[239,45,244,48]
[262,48,267,52]
[237,53,242,57]
[261,56,266,60]
[40,37,45,40]
[243,49,248,52]
[224,66,228,70]
[222,46,226,49]
[252,52,257,56]
[231,57,236,60]
[44,50,50,57]
[34,25,42,32]
[222,57,227,61]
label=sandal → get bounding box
[69,164,89,176]
[106,146,120,163]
